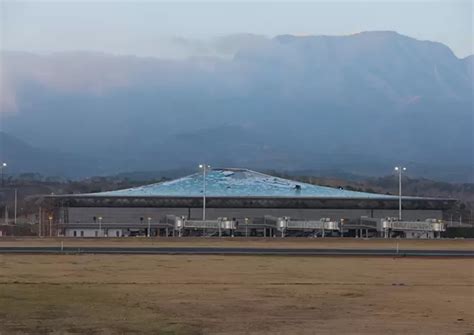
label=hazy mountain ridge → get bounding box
[464,55,474,78]
[1,31,472,181]
[236,31,470,103]
[0,132,98,178]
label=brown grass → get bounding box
[1,237,473,250]
[0,254,473,334]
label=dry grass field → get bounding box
[1,237,474,250]
[0,253,473,334]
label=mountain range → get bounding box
[1,31,472,181]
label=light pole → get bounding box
[394,166,406,220]
[147,217,151,237]
[1,162,7,187]
[48,216,53,237]
[98,216,103,237]
[199,164,211,221]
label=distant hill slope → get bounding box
[0,132,98,178]
[1,31,472,180]
[464,55,474,77]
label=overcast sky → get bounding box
[1,0,472,58]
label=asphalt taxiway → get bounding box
[0,246,472,257]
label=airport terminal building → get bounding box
[40,168,454,238]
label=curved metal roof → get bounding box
[89,168,402,199]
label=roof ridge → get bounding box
[68,166,408,200]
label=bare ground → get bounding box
[0,254,473,334]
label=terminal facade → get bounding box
[39,168,454,238]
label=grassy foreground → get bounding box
[1,237,474,250]
[0,254,473,334]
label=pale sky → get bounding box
[1,0,472,58]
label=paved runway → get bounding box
[0,246,472,257]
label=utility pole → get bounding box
[394,166,406,220]
[1,162,6,187]
[39,207,42,237]
[14,189,17,225]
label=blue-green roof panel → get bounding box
[92,168,402,199]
